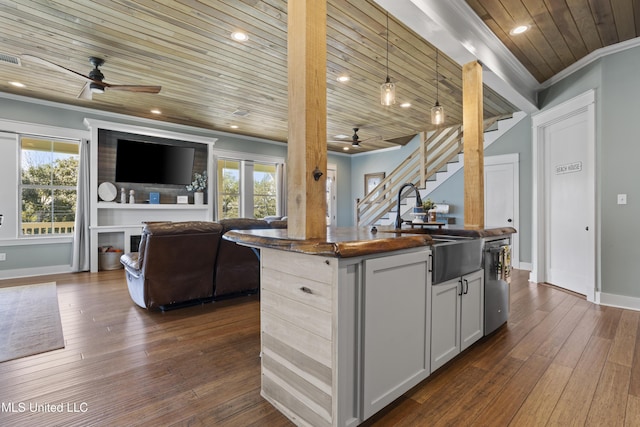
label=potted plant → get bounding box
[422,198,437,222]
[186,171,207,204]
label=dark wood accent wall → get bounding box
[97,129,207,204]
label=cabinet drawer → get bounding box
[261,249,335,285]
[261,288,332,340]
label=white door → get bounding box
[544,112,593,295]
[532,90,596,301]
[485,154,519,267]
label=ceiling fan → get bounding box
[21,54,162,100]
[329,128,380,148]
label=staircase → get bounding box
[356,112,526,227]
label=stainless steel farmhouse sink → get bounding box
[430,237,483,284]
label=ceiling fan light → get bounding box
[380,77,396,106]
[90,83,104,94]
[431,102,445,125]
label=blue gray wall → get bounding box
[0,96,353,276]
[540,45,640,299]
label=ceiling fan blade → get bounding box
[105,84,161,93]
[77,82,92,100]
[21,54,94,83]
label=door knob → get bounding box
[585,226,589,231]
[507,218,512,223]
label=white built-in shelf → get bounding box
[97,202,208,210]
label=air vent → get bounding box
[0,53,21,66]
[232,109,250,117]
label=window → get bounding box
[216,156,282,220]
[253,162,277,218]
[20,136,79,236]
[218,159,240,219]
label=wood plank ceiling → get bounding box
[1,1,634,153]
[465,0,640,82]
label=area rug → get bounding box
[0,282,65,363]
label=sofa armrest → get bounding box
[120,252,141,278]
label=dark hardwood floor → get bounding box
[0,268,638,426]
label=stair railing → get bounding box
[356,114,510,226]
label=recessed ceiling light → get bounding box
[510,25,529,35]
[334,134,349,139]
[9,81,25,88]
[150,109,162,114]
[230,125,239,129]
[337,75,350,83]
[343,146,349,151]
[400,102,411,108]
[231,31,249,42]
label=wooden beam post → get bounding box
[287,0,327,239]
[463,61,484,229]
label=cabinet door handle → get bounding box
[463,279,469,295]
[428,253,433,273]
[458,278,463,296]
[300,286,313,294]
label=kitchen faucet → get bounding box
[395,183,423,230]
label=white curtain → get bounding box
[210,154,219,220]
[276,163,286,217]
[71,139,90,272]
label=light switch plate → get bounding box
[618,194,627,205]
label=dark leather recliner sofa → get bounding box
[120,219,285,310]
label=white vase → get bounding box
[194,191,204,205]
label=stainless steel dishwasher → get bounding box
[483,237,512,334]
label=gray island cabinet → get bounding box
[224,226,513,426]
[260,246,432,427]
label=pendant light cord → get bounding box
[385,12,389,81]
[435,48,439,103]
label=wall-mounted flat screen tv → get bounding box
[115,139,195,185]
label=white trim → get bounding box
[0,236,73,246]
[541,37,640,89]
[84,118,216,145]
[531,89,596,302]
[0,118,88,140]
[212,147,284,165]
[350,144,402,158]
[0,264,73,280]
[0,91,286,146]
[598,292,640,312]
[519,262,532,273]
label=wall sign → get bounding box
[555,161,582,175]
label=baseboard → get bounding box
[518,262,532,272]
[597,292,640,312]
[0,265,72,280]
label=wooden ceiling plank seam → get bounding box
[588,0,620,45]
[11,3,292,98]
[483,0,563,80]
[522,0,581,66]
[481,17,550,82]
[543,0,590,61]
[610,0,637,42]
[564,0,606,52]
[634,0,640,35]
[74,0,290,76]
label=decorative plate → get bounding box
[98,182,117,202]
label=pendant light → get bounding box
[380,12,396,106]
[431,48,445,125]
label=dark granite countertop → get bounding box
[224,226,516,258]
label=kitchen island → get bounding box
[224,226,515,427]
